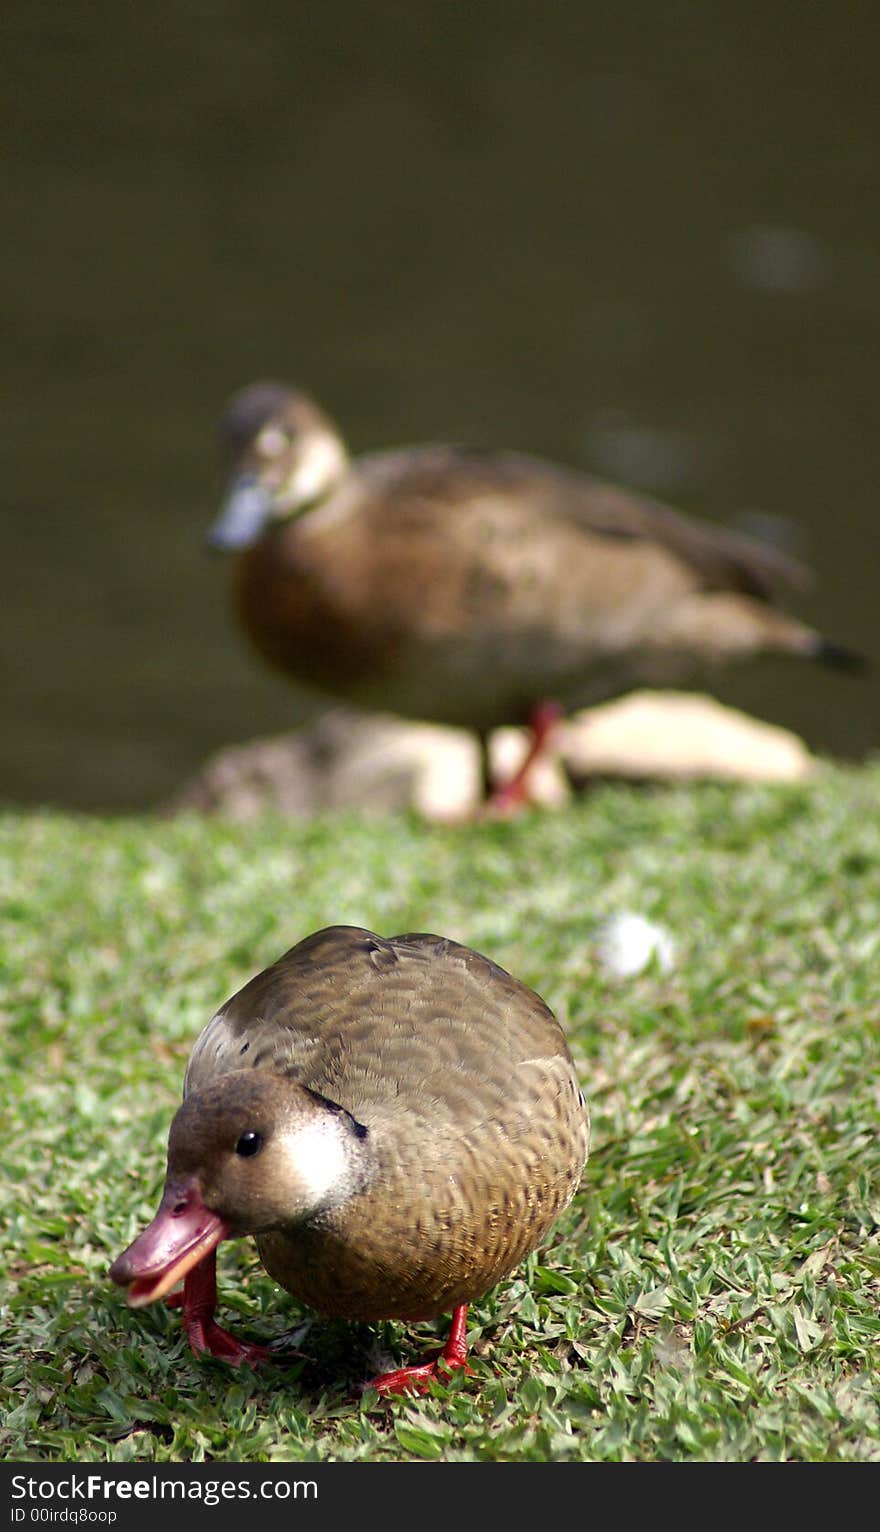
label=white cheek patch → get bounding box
[287,431,348,505]
[281,1115,349,1207]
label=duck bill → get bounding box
[206,475,274,551]
[109,1177,231,1308]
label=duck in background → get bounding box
[110,925,589,1396]
[208,382,863,810]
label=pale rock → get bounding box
[560,691,816,784]
[166,691,817,822]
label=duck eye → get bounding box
[235,1130,263,1157]
[256,425,290,457]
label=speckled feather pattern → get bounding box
[183,926,589,1320]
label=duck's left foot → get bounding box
[182,1254,270,1367]
[486,700,564,816]
[184,1309,271,1367]
[368,1304,472,1396]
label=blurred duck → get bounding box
[208,382,863,807]
[110,925,589,1395]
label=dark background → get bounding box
[6,1,879,812]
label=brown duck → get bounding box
[208,382,863,806]
[110,925,589,1395]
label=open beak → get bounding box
[206,475,274,551]
[109,1177,230,1308]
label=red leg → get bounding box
[181,1252,271,1367]
[487,700,565,815]
[368,1305,473,1397]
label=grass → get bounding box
[1,763,879,1461]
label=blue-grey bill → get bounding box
[206,476,274,551]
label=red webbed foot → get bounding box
[182,1254,271,1367]
[368,1305,472,1396]
[369,1355,473,1397]
[184,1310,271,1366]
[485,700,564,817]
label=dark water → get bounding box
[5,2,879,811]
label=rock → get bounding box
[559,691,816,784]
[165,692,817,822]
[165,709,481,823]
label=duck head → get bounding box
[207,382,350,551]
[109,1070,369,1308]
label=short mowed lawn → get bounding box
[2,763,879,1461]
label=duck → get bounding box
[207,381,864,808]
[109,924,590,1396]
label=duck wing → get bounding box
[355,445,810,602]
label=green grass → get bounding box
[2,764,879,1461]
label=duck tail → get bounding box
[812,638,870,675]
[815,640,876,677]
